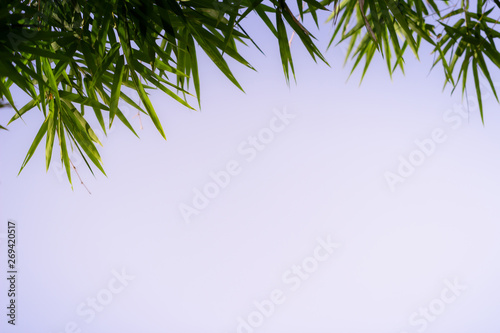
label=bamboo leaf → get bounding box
[19,119,49,175]
[45,99,57,170]
[110,56,125,124]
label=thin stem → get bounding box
[70,159,91,194]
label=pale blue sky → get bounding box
[1,9,500,333]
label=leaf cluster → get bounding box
[1,0,499,184]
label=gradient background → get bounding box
[1,9,500,333]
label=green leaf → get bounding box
[110,56,125,125]
[55,112,72,185]
[19,118,49,175]
[59,91,110,110]
[45,99,57,170]
[131,70,166,139]
[43,58,62,111]
[276,9,294,82]
[8,97,41,124]
[16,44,69,60]
[61,104,106,175]
[472,57,484,124]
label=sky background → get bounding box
[1,8,500,333]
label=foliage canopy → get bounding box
[1,0,499,184]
